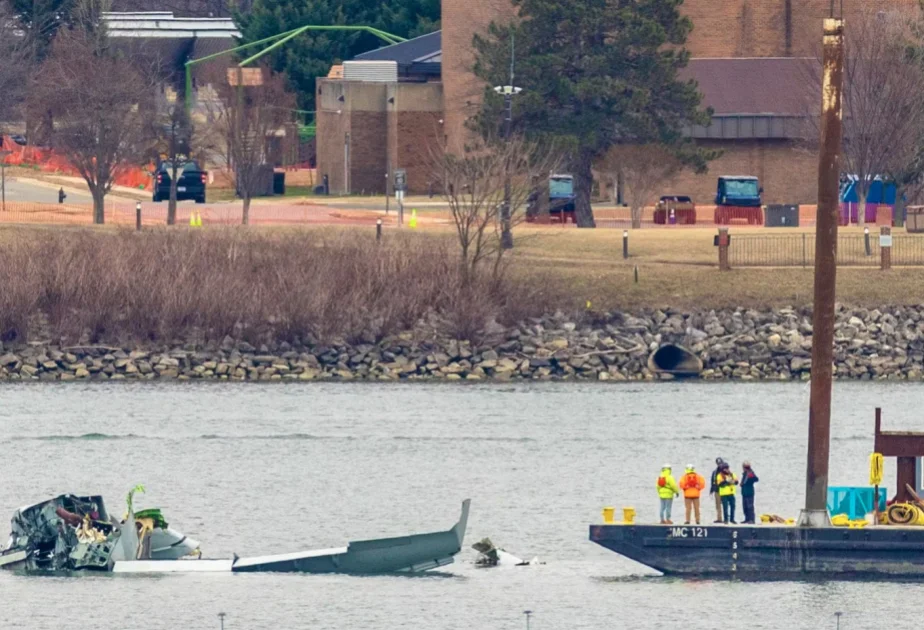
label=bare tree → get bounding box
[33,1,155,223]
[200,67,294,225]
[883,11,924,225]
[597,145,682,229]
[834,8,924,227]
[154,103,193,225]
[430,135,560,283]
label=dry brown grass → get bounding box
[0,224,920,346]
[0,227,546,345]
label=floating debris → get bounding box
[0,489,471,575]
[472,538,541,567]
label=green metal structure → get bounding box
[184,25,407,113]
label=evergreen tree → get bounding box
[473,0,714,227]
[11,0,78,62]
[237,0,439,112]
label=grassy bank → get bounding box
[510,226,924,310]
[0,224,920,345]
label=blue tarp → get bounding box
[839,176,897,204]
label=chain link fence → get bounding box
[728,233,924,267]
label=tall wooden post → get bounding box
[880,226,892,270]
[801,17,845,528]
[717,227,730,271]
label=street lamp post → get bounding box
[524,610,533,630]
[218,612,226,630]
[835,611,842,630]
[494,33,521,251]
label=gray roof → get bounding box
[681,58,814,117]
[355,31,441,65]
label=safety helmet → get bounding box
[663,463,671,470]
[685,464,695,472]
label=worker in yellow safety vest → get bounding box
[718,463,739,524]
[656,464,681,525]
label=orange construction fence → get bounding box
[1,136,152,191]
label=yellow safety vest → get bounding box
[718,472,737,497]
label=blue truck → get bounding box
[714,176,764,224]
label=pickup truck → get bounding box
[153,161,207,204]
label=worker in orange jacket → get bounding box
[679,464,707,525]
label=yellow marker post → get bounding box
[189,211,196,227]
[196,211,203,227]
[409,208,418,229]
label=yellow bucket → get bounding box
[623,507,636,524]
[602,507,615,524]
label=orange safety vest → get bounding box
[680,472,705,498]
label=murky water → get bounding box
[0,382,919,630]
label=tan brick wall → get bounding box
[350,111,388,195]
[442,0,517,154]
[684,0,920,58]
[657,140,818,205]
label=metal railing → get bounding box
[728,233,924,267]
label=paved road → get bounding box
[1,177,93,204]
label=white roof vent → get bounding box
[343,61,398,82]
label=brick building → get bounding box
[317,0,919,201]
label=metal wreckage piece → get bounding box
[0,491,200,572]
[0,489,471,575]
[472,538,541,567]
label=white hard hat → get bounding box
[663,463,671,469]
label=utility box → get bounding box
[906,206,924,233]
[765,204,800,227]
[273,172,286,196]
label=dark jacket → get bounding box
[710,467,724,494]
[740,469,759,497]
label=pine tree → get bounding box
[473,0,714,227]
[237,0,440,112]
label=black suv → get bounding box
[153,161,207,203]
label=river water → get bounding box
[0,382,919,630]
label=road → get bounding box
[1,176,93,204]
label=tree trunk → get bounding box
[242,195,251,226]
[573,150,596,228]
[91,186,105,225]
[631,204,642,229]
[167,172,178,226]
[857,190,867,228]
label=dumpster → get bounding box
[765,204,800,227]
[273,172,286,196]
[907,206,924,233]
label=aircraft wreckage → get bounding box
[0,487,470,575]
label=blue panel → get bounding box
[827,487,887,520]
